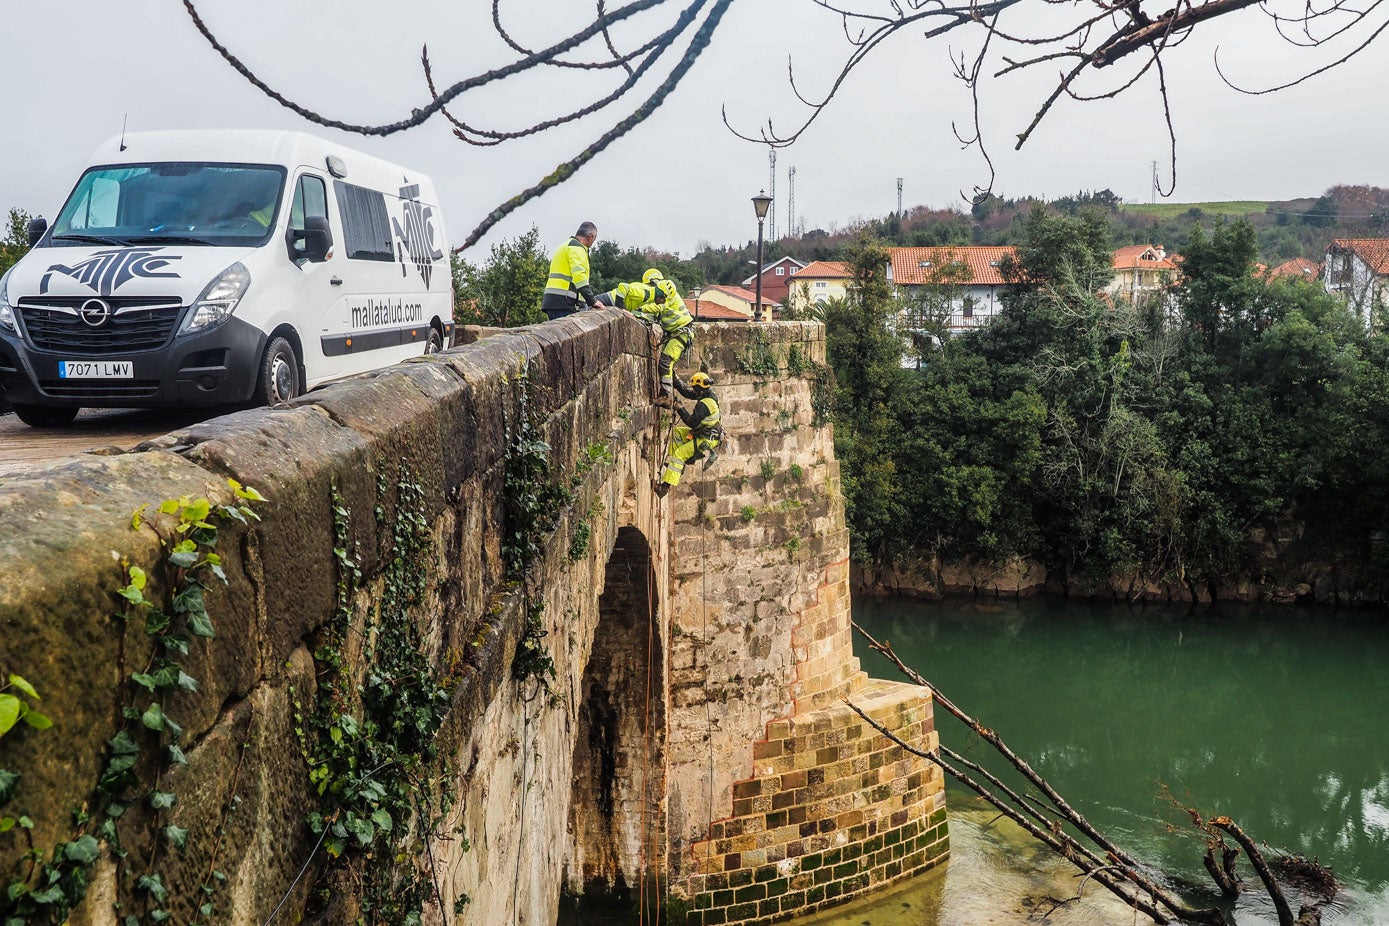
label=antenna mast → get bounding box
[897,177,904,217]
[767,149,777,241]
[788,166,797,239]
[1151,160,1159,204]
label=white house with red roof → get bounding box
[786,260,852,313]
[1108,244,1178,304]
[740,256,807,306]
[1323,239,1389,325]
[887,246,1015,335]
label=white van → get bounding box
[0,130,454,427]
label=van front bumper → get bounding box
[0,317,267,409]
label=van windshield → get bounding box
[48,162,287,247]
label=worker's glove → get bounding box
[702,447,719,470]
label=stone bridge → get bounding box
[0,314,946,925]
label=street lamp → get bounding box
[690,285,703,321]
[752,190,772,322]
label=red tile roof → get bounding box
[888,247,1016,286]
[1330,239,1389,275]
[704,284,776,306]
[796,260,851,279]
[691,302,751,320]
[1112,245,1176,271]
[1267,257,1322,280]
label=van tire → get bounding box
[256,337,301,406]
[425,326,444,354]
[13,404,80,428]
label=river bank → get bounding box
[854,552,1389,606]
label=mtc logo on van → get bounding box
[41,247,181,295]
[393,183,443,288]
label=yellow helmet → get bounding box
[643,268,663,285]
[689,372,713,389]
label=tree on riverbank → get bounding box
[0,208,32,277]
[823,211,1389,592]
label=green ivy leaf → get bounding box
[0,770,17,808]
[31,885,64,903]
[370,809,393,833]
[131,673,158,692]
[159,499,180,515]
[177,671,199,692]
[169,550,199,569]
[165,824,188,851]
[167,744,189,766]
[21,710,51,731]
[64,834,101,864]
[129,566,147,590]
[0,695,20,736]
[109,730,139,755]
[7,675,39,701]
[141,703,167,732]
[188,610,215,639]
[182,499,211,524]
[149,791,176,810]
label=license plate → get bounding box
[59,360,134,379]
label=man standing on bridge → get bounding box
[542,222,601,320]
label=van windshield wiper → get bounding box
[51,233,130,246]
[125,235,216,246]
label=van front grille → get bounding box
[39,379,161,399]
[18,298,183,354]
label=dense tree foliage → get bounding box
[0,208,32,278]
[450,227,549,327]
[827,214,1389,592]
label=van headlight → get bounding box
[0,270,14,331]
[180,262,250,334]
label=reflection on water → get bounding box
[833,597,1389,926]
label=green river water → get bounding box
[800,596,1389,926]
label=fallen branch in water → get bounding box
[850,621,1338,925]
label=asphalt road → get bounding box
[0,406,219,478]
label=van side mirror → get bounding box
[289,216,333,263]
[26,217,47,247]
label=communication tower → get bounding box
[788,166,797,239]
[897,177,904,217]
[768,149,777,241]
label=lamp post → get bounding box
[752,190,772,322]
[690,285,703,321]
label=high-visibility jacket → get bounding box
[636,281,692,333]
[678,394,721,435]
[544,237,595,308]
[604,281,661,311]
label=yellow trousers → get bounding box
[661,424,721,487]
[658,329,693,393]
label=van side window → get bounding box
[289,175,328,258]
[333,182,394,262]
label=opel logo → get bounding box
[79,298,112,328]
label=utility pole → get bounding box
[897,177,904,217]
[787,166,797,239]
[768,149,777,242]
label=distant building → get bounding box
[1265,257,1322,282]
[786,260,852,313]
[887,246,1014,335]
[741,256,807,306]
[1108,244,1178,305]
[691,285,775,321]
[1323,239,1389,325]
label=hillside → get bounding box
[687,185,1389,287]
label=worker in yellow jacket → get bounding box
[656,372,723,497]
[595,279,663,312]
[630,269,694,403]
[542,222,600,319]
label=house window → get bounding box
[989,259,1000,267]
[815,281,826,288]
[776,267,785,276]
[919,260,932,269]
[790,267,798,274]
[962,296,975,318]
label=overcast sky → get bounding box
[1,1,1383,257]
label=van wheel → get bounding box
[13,404,80,428]
[256,337,301,406]
[425,326,444,354]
